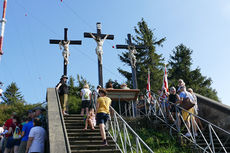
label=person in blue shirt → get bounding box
[18,117,33,153]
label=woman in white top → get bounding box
[26,118,46,153]
[80,84,92,116]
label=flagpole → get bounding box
[0,0,7,58]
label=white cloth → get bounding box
[81,88,91,100]
[192,94,198,114]
[0,127,3,133]
[28,126,46,153]
[0,88,3,96]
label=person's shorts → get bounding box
[18,140,27,153]
[96,113,109,125]
[6,136,21,148]
[82,100,90,109]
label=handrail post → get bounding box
[124,123,127,153]
[209,124,215,153]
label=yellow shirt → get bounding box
[97,96,112,114]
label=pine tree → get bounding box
[118,18,166,92]
[168,44,219,101]
[2,82,25,105]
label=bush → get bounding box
[68,95,82,114]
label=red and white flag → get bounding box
[146,68,151,103]
[162,64,168,92]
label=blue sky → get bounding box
[0,0,229,106]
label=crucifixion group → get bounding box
[50,22,146,89]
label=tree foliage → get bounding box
[0,82,44,125]
[105,79,121,89]
[2,82,25,105]
[118,18,166,92]
[168,44,219,101]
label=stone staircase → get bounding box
[64,114,121,153]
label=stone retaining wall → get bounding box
[196,93,230,133]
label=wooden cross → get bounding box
[116,34,146,89]
[50,28,82,76]
[84,22,114,87]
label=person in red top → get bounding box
[2,112,17,152]
[4,115,22,153]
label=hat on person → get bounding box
[61,75,68,79]
[84,84,89,89]
[120,83,127,88]
[170,87,176,92]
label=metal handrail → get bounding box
[108,106,154,153]
[55,89,71,153]
[143,92,230,153]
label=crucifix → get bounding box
[84,22,114,87]
[116,34,146,89]
[50,28,82,76]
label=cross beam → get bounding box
[116,34,146,89]
[116,34,145,49]
[84,22,114,87]
[49,28,82,76]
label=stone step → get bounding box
[70,140,115,145]
[196,138,229,144]
[67,129,101,132]
[64,116,85,120]
[66,126,88,129]
[68,136,113,141]
[70,144,116,150]
[65,120,85,123]
[68,133,101,137]
[196,143,230,150]
[67,114,83,117]
[71,149,121,153]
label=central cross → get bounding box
[84,22,114,87]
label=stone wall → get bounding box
[196,93,230,133]
[47,88,68,153]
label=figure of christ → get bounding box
[59,40,70,65]
[89,33,109,65]
[128,45,137,68]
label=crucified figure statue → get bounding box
[59,41,70,65]
[89,33,109,65]
[128,45,137,68]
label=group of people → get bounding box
[56,75,112,146]
[80,85,112,146]
[0,108,47,153]
[156,79,203,137]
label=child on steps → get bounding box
[83,109,96,130]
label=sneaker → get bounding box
[185,132,191,137]
[63,112,69,116]
[103,139,108,146]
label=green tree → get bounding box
[168,44,219,101]
[105,79,121,89]
[118,18,166,92]
[2,82,25,105]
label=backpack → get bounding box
[13,126,21,139]
[84,91,90,99]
